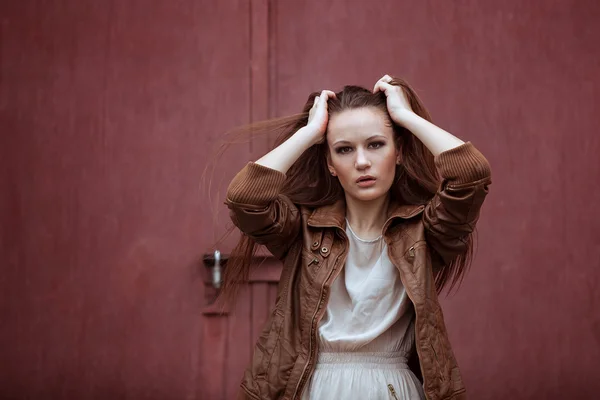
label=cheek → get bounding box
[379,151,399,181]
[331,156,352,177]
[377,146,396,163]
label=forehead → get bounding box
[327,107,393,143]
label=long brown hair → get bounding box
[217,78,474,304]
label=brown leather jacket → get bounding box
[226,142,491,400]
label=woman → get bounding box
[223,75,491,400]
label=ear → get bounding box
[326,149,337,176]
[396,152,402,165]
[394,135,403,165]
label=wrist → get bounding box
[297,126,323,146]
[392,108,419,127]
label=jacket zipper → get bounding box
[291,228,348,399]
[387,384,399,400]
[383,240,428,393]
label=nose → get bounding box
[355,148,371,170]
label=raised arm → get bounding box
[374,75,492,263]
[226,90,336,258]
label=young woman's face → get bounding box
[326,107,400,203]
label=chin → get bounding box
[348,188,389,202]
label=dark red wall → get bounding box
[1,1,599,399]
[0,1,253,398]
[271,1,600,398]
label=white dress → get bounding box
[301,221,426,400]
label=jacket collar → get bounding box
[307,198,425,229]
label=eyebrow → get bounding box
[332,134,388,146]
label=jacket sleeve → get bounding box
[423,142,492,265]
[225,162,301,259]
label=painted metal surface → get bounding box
[1,1,599,399]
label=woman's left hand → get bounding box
[373,74,414,127]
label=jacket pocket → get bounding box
[252,306,285,379]
[429,343,445,380]
[302,245,325,273]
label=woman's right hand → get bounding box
[255,90,336,173]
[306,90,336,144]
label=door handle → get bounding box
[202,251,229,290]
[212,250,222,289]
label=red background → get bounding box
[1,1,599,399]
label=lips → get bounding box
[356,175,376,183]
[356,176,377,188]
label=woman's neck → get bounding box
[344,194,390,240]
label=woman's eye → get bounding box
[336,147,352,154]
[369,141,385,149]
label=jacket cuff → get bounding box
[226,162,287,206]
[434,142,491,185]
